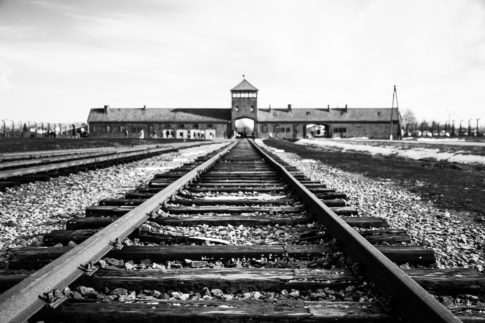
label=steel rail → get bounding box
[0,151,120,170]
[250,140,460,323]
[0,142,211,180]
[0,141,236,323]
[0,142,208,162]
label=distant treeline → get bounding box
[400,109,483,138]
[0,120,87,138]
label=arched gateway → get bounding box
[234,118,255,138]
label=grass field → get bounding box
[265,139,485,219]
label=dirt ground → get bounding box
[264,139,485,219]
[0,138,203,153]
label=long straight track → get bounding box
[0,140,483,322]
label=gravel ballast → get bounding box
[0,143,226,261]
[256,140,485,272]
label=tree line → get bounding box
[401,109,483,137]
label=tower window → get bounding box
[235,106,239,111]
[251,106,254,112]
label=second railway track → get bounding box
[0,142,210,190]
[0,139,484,322]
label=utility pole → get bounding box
[389,85,398,140]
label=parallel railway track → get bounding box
[0,142,209,190]
[0,139,483,322]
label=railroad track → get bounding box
[0,142,209,190]
[0,139,483,322]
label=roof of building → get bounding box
[257,107,400,123]
[88,106,400,124]
[87,108,231,123]
[231,79,258,92]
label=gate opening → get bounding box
[306,124,330,138]
[234,118,255,138]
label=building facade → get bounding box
[87,78,401,139]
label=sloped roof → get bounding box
[257,107,400,123]
[88,108,231,123]
[231,79,258,92]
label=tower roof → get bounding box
[231,79,258,92]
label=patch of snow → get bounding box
[296,139,485,165]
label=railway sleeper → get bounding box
[71,213,388,229]
[189,187,288,193]
[170,196,346,207]
[43,226,411,247]
[7,244,435,270]
[31,301,396,323]
[161,205,306,214]
[2,267,485,297]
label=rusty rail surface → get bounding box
[0,141,236,323]
[250,140,460,323]
[0,142,212,180]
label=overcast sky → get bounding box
[0,0,484,124]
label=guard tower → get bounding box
[231,77,258,137]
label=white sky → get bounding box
[0,0,484,124]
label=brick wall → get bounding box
[88,122,230,139]
[257,122,400,139]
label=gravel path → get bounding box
[256,140,485,272]
[0,143,226,261]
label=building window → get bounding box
[107,125,111,133]
[286,127,290,132]
[207,124,213,128]
[261,124,268,133]
[179,124,185,128]
[193,124,199,129]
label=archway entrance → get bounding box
[306,124,330,138]
[234,118,255,138]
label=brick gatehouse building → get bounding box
[87,78,401,139]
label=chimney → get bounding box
[288,104,292,112]
[268,104,271,112]
[327,104,330,111]
[345,104,348,111]
[142,105,146,110]
[103,105,109,114]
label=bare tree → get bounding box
[401,109,417,127]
